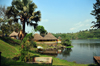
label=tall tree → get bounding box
[35,25,47,34]
[0,5,21,35]
[6,0,41,33]
[0,5,7,20]
[91,0,100,28]
[0,5,9,36]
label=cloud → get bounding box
[70,19,93,31]
[41,19,48,22]
[85,19,92,23]
[70,28,76,30]
[74,22,82,26]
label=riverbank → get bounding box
[71,38,100,40]
[0,38,98,66]
[66,46,73,48]
[87,38,100,39]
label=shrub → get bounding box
[19,33,33,61]
[61,38,71,46]
[30,40,37,48]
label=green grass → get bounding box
[0,38,99,66]
[0,40,20,58]
[66,46,74,48]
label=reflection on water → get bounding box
[61,48,72,57]
[56,39,100,64]
[78,43,100,49]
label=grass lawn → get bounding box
[0,40,19,58]
[0,38,99,66]
[66,46,74,48]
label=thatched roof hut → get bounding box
[9,31,18,37]
[33,33,43,41]
[9,31,18,39]
[43,33,57,40]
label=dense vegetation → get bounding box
[52,29,100,40]
[90,0,100,29]
[0,38,98,66]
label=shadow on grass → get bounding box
[1,56,52,66]
[0,37,21,46]
[88,64,99,66]
[29,50,57,57]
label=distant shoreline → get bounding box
[71,38,100,40]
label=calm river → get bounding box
[56,39,100,64]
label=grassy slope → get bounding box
[0,39,98,66]
[0,40,19,58]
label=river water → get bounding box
[56,39,100,64]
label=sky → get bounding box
[0,0,96,33]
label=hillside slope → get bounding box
[0,39,19,58]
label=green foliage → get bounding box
[22,33,33,42]
[6,0,41,32]
[25,33,33,39]
[90,0,100,28]
[35,25,47,34]
[0,22,21,35]
[30,40,37,48]
[53,29,100,39]
[19,33,37,61]
[61,38,71,46]
[20,42,30,61]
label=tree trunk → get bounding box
[23,20,25,33]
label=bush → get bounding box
[61,38,71,46]
[19,33,33,61]
[19,33,38,62]
[22,33,33,42]
[30,40,37,48]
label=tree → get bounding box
[20,33,34,61]
[35,25,47,34]
[0,23,21,35]
[91,0,100,28]
[6,0,41,33]
[61,34,66,39]
[0,5,8,36]
[0,5,7,20]
[0,5,21,36]
[61,38,71,46]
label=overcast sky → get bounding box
[0,0,96,33]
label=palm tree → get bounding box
[6,0,41,33]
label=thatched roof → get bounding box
[58,36,62,39]
[33,33,43,40]
[43,33,57,40]
[9,31,18,37]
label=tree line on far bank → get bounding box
[52,29,100,40]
